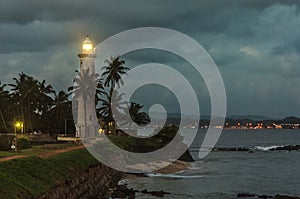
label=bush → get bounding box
[17,138,32,150]
[0,135,13,151]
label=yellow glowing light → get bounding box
[98,128,104,134]
[82,35,93,53]
[15,122,22,128]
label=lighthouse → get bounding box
[76,35,97,137]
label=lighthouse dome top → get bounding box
[82,35,94,54]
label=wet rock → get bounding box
[214,147,250,152]
[141,189,171,197]
[274,194,300,199]
[178,150,195,162]
[270,145,300,151]
[237,193,300,199]
[214,145,300,152]
[258,195,273,198]
[237,193,256,197]
[111,185,137,198]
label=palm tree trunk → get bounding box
[27,100,32,132]
[105,88,113,134]
[20,103,25,133]
[84,99,87,137]
[108,82,115,134]
[0,108,8,132]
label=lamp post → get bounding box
[64,119,67,136]
[13,122,23,151]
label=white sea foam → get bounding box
[146,173,203,179]
[188,161,204,170]
[254,145,283,151]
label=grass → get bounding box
[0,143,76,158]
[106,125,180,153]
[0,148,99,199]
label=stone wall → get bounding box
[38,164,124,199]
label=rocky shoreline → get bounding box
[238,193,300,199]
[213,145,300,152]
[38,164,124,199]
[37,159,300,199]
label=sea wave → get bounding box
[146,173,204,179]
[253,145,284,151]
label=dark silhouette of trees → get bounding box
[98,90,127,129]
[0,82,10,132]
[68,69,103,135]
[0,72,72,134]
[0,56,149,136]
[128,102,151,130]
[101,56,129,132]
[46,91,73,133]
[9,73,42,132]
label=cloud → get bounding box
[240,46,260,56]
[1,0,300,117]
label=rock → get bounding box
[274,194,300,199]
[178,150,195,162]
[270,145,300,151]
[38,164,124,199]
[214,147,250,152]
[258,195,273,198]
[214,145,300,152]
[237,193,300,199]
[111,185,137,198]
[237,193,256,197]
[141,189,148,194]
[141,189,170,197]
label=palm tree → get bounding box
[101,56,129,132]
[68,69,103,135]
[50,91,70,118]
[98,90,127,133]
[9,73,40,132]
[49,91,72,133]
[0,82,10,132]
[127,102,151,132]
[9,73,55,133]
[36,80,54,115]
[102,56,129,90]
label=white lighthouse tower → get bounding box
[76,35,97,137]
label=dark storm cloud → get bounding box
[1,0,300,54]
[0,0,298,24]
[1,0,300,117]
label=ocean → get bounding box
[122,129,300,198]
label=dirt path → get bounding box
[0,145,85,163]
[0,155,27,162]
[38,145,85,158]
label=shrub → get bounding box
[0,135,13,151]
[17,138,32,150]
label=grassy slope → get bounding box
[0,149,99,199]
[0,143,75,158]
[107,125,181,153]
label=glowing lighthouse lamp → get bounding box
[82,35,94,54]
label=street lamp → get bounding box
[15,121,23,133]
[13,121,23,151]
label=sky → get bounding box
[0,0,300,118]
